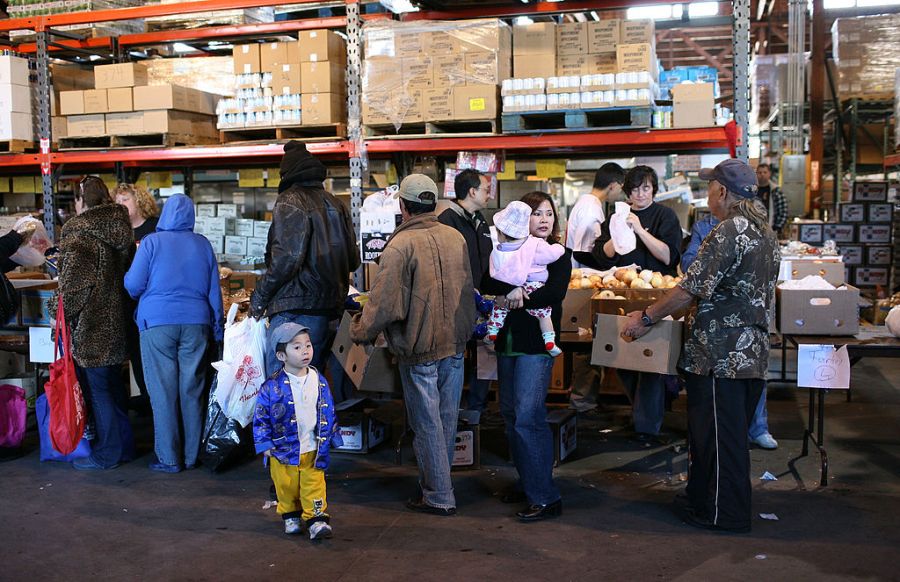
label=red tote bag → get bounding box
[43,294,86,456]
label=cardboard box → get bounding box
[65,114,106,137]
[514,23,557,55]
[789,260,845,286]
[298,30,346,63]
[233,218,254,236]
[216,203,238,218]
[776,285,859,335]
[205,217,228,237]
[105,112,144,135]
[196,204,217,218]
[514,53,557,78]
[790,222,824,244]
[865,246,892,266]
[557,22,588,56]
[620,19,656,45]
[672,83,714,128]
[20,289,54,326]
[400,57,433,90]
[143,110,218,138]
[302,93,345,125]
[259,41,289,72]
[561,288,594,332]
[106,87,133,113]
[452,410,481,469]
[331,398,388,454]
[857,224,891,244]
[548,409,577,465]
[224,235,248,256]
[94,62,148,89]
[617,43,656,76]
[52,116,67,139]
[0,84,33,114]
[433,55,466,88]
[247,237,267,256]
[232,44,261,74]
[300,61,345,94]
[838,202,865,222]
[331,312,402,394]
[557,53,617,76]
[222,270,259,294]
[395,31,426,58]
[51,64,94,91]
[591,314,682,374]
[452,85,498,120]
[822,223,856,243]
[851,181,888,202]
[852,267,889,287]
[588,19,620,53]
[133,85,217,115]
[82,89,108,114]
[464,52,510,86]
[253,221,272,238]
[867,203,893,223]
[272,64,303,96]
[0,55,31,86]
[423,88,454,121]
[205,235,224,254]
[59,90,85,115]
[840,244,863,265]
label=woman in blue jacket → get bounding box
[125,194,224,473]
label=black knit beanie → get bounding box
[279,141,327,192]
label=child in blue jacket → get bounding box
[253,323,343,540]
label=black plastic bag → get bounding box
[0,272,20,324]
[199,377,254,472]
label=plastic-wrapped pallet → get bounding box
[7,0,144,38]
[895,68,900,151]
[361,19,511,130]
[146,0,274,32]
[832,14,900,100]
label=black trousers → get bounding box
[684,372,764,529]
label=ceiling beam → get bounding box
[677,30,733,80]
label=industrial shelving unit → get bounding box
[0,0,751,241]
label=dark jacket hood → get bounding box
[279,141,327,193]
[63,203,133,252]
[156,194,195,232]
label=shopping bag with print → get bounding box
[43,294,87,455]
[212,303,267,427]
[0,384,27,448]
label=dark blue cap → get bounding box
[699,159,758,199]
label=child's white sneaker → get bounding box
[283,517,302,535]
[308,521,333,540]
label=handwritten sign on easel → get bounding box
[797,344,851,389]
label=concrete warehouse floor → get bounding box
[1,357,899,581]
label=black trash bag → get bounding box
[199,377,255,472]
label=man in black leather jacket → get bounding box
[250,141,360,377]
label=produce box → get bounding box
[548,408,577,466]
[561,288,594,332]
[331,312,402,395]
[331,397,387,454]
[452,409,480,470]
[788,259,845,287]
[591,313,683,375]
[776,285,860,336]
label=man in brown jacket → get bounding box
[351,174,476,516]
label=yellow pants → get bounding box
[269,452,328,522]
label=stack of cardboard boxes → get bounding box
[361,19,511,127]
[218,31,347,130]
[58,62,219,143]
[0,55,33,143]
[503,19,659,113]
[832,14,900,100]
[194,202,271,258]
[835,181,895,290]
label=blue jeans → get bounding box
[398,353,465,509]
[76,365,134,468]
[140,324,210,467]
[618,370,665,435]
[748,386,770,439]
[466,377,490,413]
[497,354,560,506]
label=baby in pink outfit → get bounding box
[487,200,565,356]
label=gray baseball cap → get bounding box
[269,322,310,354]
[396,174,438,204]
[699,158,758,199]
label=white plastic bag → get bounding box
[10,217,53,267]
[212,304,268,427]
[609,201,636,256]
[886,306,900,338]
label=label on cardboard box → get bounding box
[620,19,655,45]
[433,55,466,88]
[224,235,248,256]
[851,181,888,201]
[197,204,216,218]
[589,20,620,53]
[253,221,272,239]
[822,223,855,243]
[617,43,656,75]
[839,203,865,222]
[205,217,228,238]
[865,246,892,265]
[233,219,255,237]
[867,203,893,222]
[556,22,588,56]
[839,245,863,265]
[216,203,238,218]
[452,429,476,466]
[853,267,889,286]
[858,224,891,243]
[423,88,454,120]
[247,237,267,256]
[401,57,434,90]
[205,236,224,254]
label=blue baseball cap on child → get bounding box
[269,322,310,355]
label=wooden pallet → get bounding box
[502,106,654,134]
[219,123,347,143]
[363,118,498,139]
[58,133,218,150]
[0,140,37,154]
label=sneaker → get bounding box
[283,517,303,535]
[751,433,778,450]
[308,521,333,540]
[546,343,562,357]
